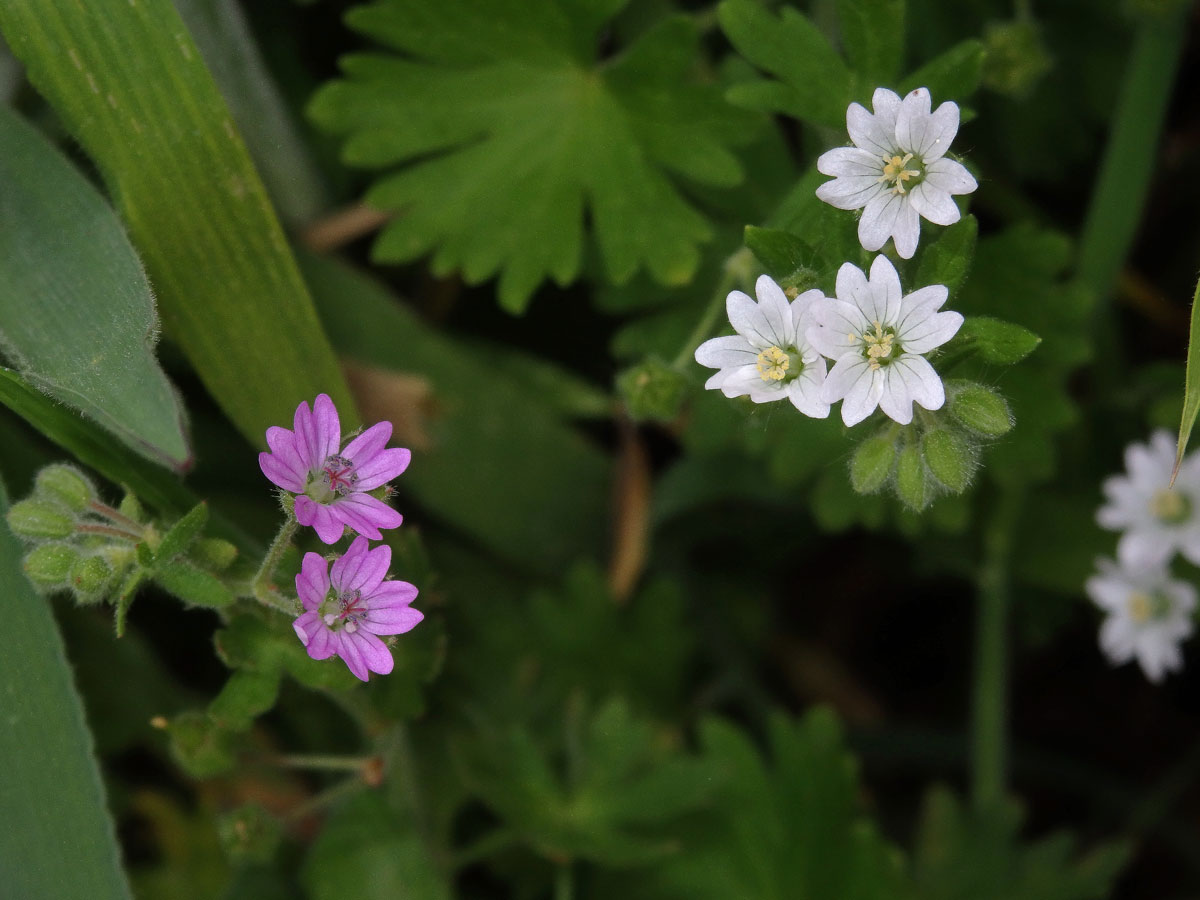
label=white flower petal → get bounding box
[846,92,900,157]
[817,146,885,177]
[808,298,866,359]
[835,261,871,309]
[788,359,829,418]
[824,357,881,425]
[715,366,764,398]
[789,289,826,340]
[901,309,962,355]
[1116,529,1174,569]
[867,255,903,325]
[913,100,960,161]
[695,334,756,369]
[891,199,921,259]
[858,190,904,252]
[892,355,945,411]
[754,275,793,345]
[908,181,962,226]
[726,290,776,348]
[924,157,978,195]
[877,368,915,425]
[816,175,885,211]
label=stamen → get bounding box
[320,454,359,496]
[1149,488,1190,525]
[860,320,896,370]
[879,152,921,195]
[756,346,791,382]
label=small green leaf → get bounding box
[900,39,986,101]
[719,0,853,127]
[837,0,905,85]
[208,669,282,731]
[955,317,1042,365]
[922,428,974,493]
[154,502,210,565]
[0,106,190,471]
[743,225,821,290]
[895,440,929,511]
[154,560,235,609]
[850,432,897,494]
[916,215,977,295]
[113,567,147,637]
[1174,273,1200,479]
[0,478,133,900]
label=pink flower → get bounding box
[292,536,423,681]
[259,394,410,544]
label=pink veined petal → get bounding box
[877,366,916,425]
[294,612,336,660]
[901,310,963,355]
[858,190,904,253]
[754,275,793,347]
[908,182,962,227]
[354,447,412,491]
[334,538,391,594]
[369,578,419,605]
[895,88,934,154]
[892,355,946,412]
[867,255,903,325]
[291,398,318,469]
[329,535,371,588]
[787,360,830,419]
[726,290,778,349]
[342,421,393,465]
[265,426,311,480]
[331,492,403,540]
[312,393,341,462]
[293,494,317,527]
[923,157,978,195]
[364,605,424,636]
[840,360,884,426]
[296,551,331,610]
[817,146,886,177]
[353,630,395,676]
[816,175,884,211]
[696,335,758,369]
[334,632,370,681]
[296,496,347,545]
[891,200,921,259]
[259,452,306,493]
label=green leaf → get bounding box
[744,225,822,291]
[0,105,190,471]
[909,787,1129,900]
[302,793,450,900]
[953,318,1042,365]
[154,502,209,565]
[916,215,978,296]
[837,0,905,85]
[311,2,754,312]
[719,0,853,127]
[0,0,355,447]
[302,253,611,575]
[0,370,196,518]
[900,39,986,101]
[208,669,283,731]
[1175,273,1200,478]
[0,477,132,900]
[154,560,234,609]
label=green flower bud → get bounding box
[118,492,144,523]
[70,554,114,600]
[948,383,1013,436]
[34,464,97,512]
[617,358,687,423]
[217,803,281,865]
[23,543,80,588]
[895,442,930,511]
[191,537,239,571]
[923,428,976,494]
[7,498,76,539]
[850,433,896,494]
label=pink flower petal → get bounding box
[342,421,392,463]
[312,394,341,462]
[296,552,331,610]
[332,537,390,594]
[331,493,403,539]
[259,452,305,493]
[295,496,346,544]
[353,447,412,491]
[335,632,370,681]
[354,631,395,676]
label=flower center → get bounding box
[857,321,898,370]
[1127,590,1172,624]
[879,153,922,195]
[321,588,368,634]
[755,345,804,384]
[304,454,358,504]
[1149,488,1191,525]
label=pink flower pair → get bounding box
[259,394,421,681]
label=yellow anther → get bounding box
[860,320,895,370]
[1150,488,1190,524]
[879,152,920,195]
[1128,592,1152,624]
[756,346,790,382]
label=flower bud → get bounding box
[191,537,238,571]
[23,542,80,587]
[6,498,75,539]
[923,428,976,493]
[850,433,896,494]
[70,554,114,600]
[617,358,687,423]
[34,464,96,512]
[118,492,144,523]
[895,442,930,511]
[948,383,1013,436]
[217,803,281,865]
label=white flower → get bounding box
[806,256,961,426]
[1097,430,1200,568]
[694,274,830,418]
[816,87,978,259]
[1085,556,1195,683]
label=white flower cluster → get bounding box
[696,88,975,428]
[1087,431,1200,682]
